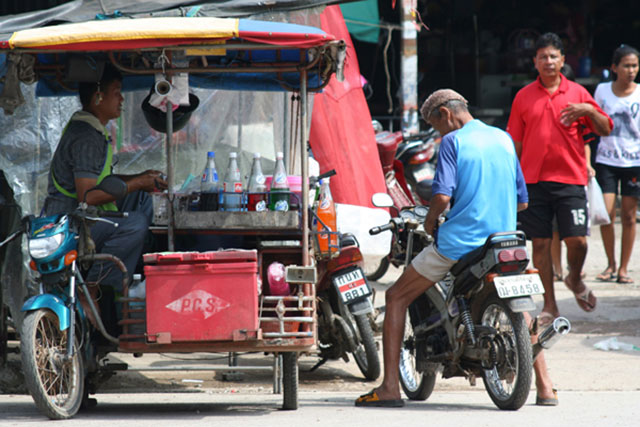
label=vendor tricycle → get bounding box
[0,14,345,419]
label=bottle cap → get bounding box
[230,152,237,158]
[207,151,215,157]
[276,151,283,159]
[253,152,261,158]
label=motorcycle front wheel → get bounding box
[365,257,389,282]
[352,314,381,381]
[399,313,436,400]
[478,295,532,410]
[21,309,84,420]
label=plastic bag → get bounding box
[587,177,610,226]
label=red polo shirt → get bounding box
[507,75,612,186]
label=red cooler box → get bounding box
[144,250,258,342]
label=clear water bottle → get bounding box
[269,151,289,211]
[223,152,243,211]
[247,152,267,211]
[199,151,219,211]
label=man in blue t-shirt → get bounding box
[356,89,558,407]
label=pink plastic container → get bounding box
[264,175,302,206]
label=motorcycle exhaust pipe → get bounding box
[532,316,571,360]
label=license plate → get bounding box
[413,167,433,182]
[333,268,371,303]
[493,273,545,298]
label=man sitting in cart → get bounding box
[43,63,167,333]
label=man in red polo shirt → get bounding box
[507,32,613,325]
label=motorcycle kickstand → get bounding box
[309,357,329,372]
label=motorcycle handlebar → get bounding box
[98,211,128,218]
[369,222,395,235]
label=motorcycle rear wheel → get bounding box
[352,314,381,381]
[478,295,532,410]
[21,309,84,420]
[399,313,436,400]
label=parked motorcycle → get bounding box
[311,170,380,381]
[369,193,569,410]
[0,176,128,419]
[394,128,439,205]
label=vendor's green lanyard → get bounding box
[51,130,118,212]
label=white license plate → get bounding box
[333,268,371,303]
[494,274,545,298]
[413,167,433,182]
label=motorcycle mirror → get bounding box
[371,193,394,208]
[94,175,128,200]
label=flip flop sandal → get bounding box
[596,270,616,282]
[355,390,405,408]
[553,273,563,282]
[536,311,555,329]
[564,278,597,312]
[617,275,634,284]
[536,388,559,406]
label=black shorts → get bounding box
[595,163,640,197]
[518,182,588,240]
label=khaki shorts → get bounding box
[411,244,458,282]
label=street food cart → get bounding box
[0,15,345,415]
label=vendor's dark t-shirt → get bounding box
[44,114,111,215]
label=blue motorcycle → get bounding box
[0,176,128,419]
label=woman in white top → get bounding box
[594,44,640,284]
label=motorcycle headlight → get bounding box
[28,233,64,259]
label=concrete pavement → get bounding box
[1,222,639,424]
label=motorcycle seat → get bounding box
[450,243,486,277]
[339,232,358,248]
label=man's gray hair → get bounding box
[420,89,468,121]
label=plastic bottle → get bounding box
[269,151,290,211]
[247,152,267,212]
[199,151,219,211]
[222,152,243,211]
[316,177,338,254]
[267,262,290,296]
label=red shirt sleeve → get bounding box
[579,91,613,134]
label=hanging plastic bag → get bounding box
[587,176,610,226]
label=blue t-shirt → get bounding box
[432,119,528,260]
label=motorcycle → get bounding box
[310,170,380,381]
[367,127,438,281]
[369,193,570,410]
[0,176,128,419]
[394,128,439,205]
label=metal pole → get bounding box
[166,101,175,251]
[300,70,309,266]
[401,0,419,134]
[474,14,481,107]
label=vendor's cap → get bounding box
[420,89,468,120]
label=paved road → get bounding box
[1,390,639,426]
[1,222,639,425]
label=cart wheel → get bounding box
[281,352,298,410]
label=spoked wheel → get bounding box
[365,257,389,282]
[281,352,298,410]
[352,314,381,381]
[478,296,532,410]
[399,312,436,400]
[21,309,84,420]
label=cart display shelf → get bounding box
[152,210,301,231]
